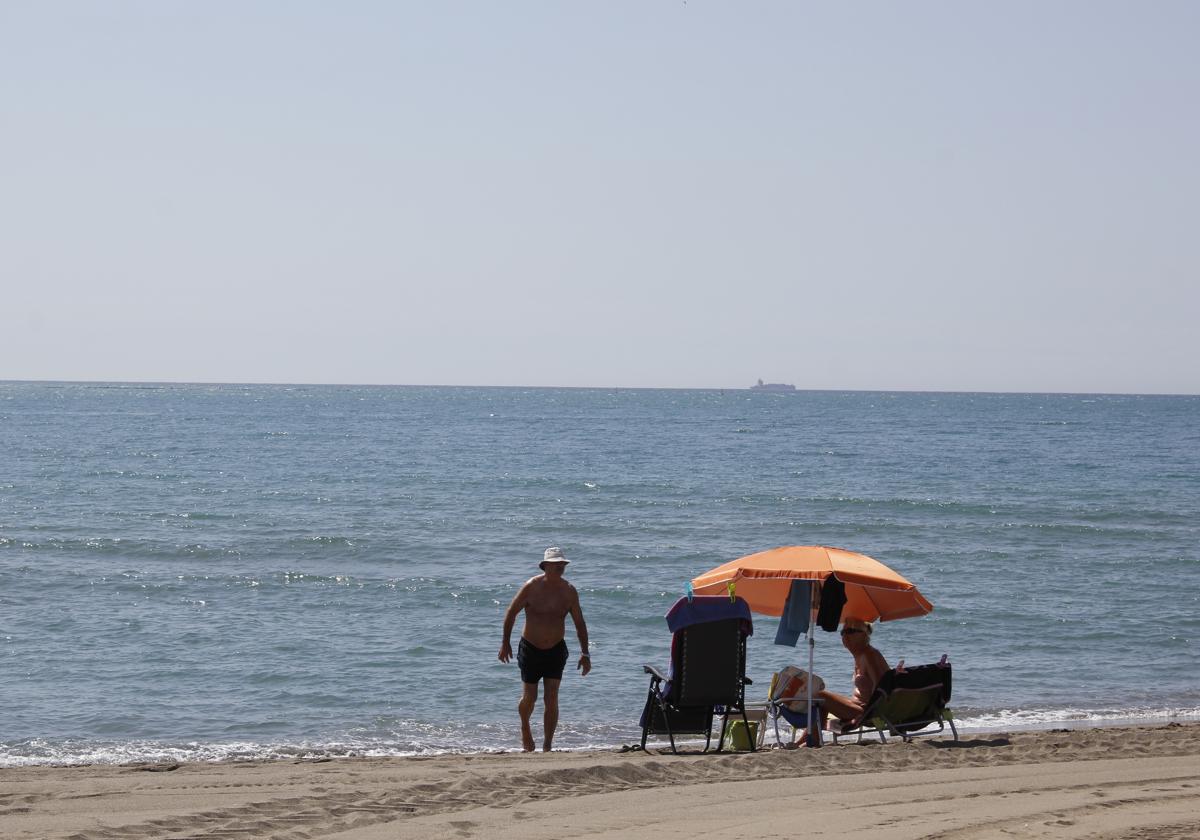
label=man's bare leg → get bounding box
[518,682,538,752]
[542,679,561,752]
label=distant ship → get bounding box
[750,378,796,392]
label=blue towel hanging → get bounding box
[774,579,812,646]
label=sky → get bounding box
[2,2,1197,393]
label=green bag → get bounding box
[722,719,759,751]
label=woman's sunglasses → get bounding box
[840,628,865,636]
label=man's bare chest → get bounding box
[525,588,570,619]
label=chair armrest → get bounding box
[767,696,824,712]
[642,664,667,681]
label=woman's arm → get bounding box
[863,646,890,692]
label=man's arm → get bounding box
[569,586,591,676]
[498,581,531,663]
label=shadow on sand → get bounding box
[926,737,1011,749]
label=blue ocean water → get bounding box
[1,382,1198,765]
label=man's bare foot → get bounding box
[521,725,536,752]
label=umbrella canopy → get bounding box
[691,545,932,623]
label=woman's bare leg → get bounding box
[816,689,864,727]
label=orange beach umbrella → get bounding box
[691,545,932,623]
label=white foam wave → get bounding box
[949,706,1200,732]
[5,707,1200,766]
[0,738,456,768]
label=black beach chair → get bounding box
[639,595,755,754]
[832,661,957,744]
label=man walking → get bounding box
[498,546,591,752]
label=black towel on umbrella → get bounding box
[817,576,846,631]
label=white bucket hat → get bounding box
[540,546,570,570]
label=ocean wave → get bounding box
[153,511,243,522]
[0,534,370,560]
[289,535,360,547]
[794,495,1194,529]
[0,738,437,768]
[4,706,1199,767]
[950,706,1200,732]
[798,495,1004,516]
[0,536,246,560]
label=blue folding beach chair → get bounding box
[638,596,755,754]
[760,666,824,747]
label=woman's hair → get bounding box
[842,617,873,635]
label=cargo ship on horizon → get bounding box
[750,378,796,391]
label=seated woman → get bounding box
[794,617,889,744]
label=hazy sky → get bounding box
[2,2,1197,393]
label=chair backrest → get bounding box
[672,617,748,707]
[769,665,824,707]
[861,663,952,730]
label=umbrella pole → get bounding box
[806,582,819,747]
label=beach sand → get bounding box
[2,723,1198,839]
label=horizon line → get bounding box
[1,377,1196,398]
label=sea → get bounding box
[1,382,1198,766]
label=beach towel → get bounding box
[665,596,753,635]
[771,665,825,712]
[816,575,847,632]
[773,579,812,646]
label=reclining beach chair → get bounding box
[639,595,755,754]
[831,662,957,744]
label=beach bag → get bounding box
[772,665,824,712]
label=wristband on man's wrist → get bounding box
[580,653,591,659]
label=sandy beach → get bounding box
[2,723,1198,840]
